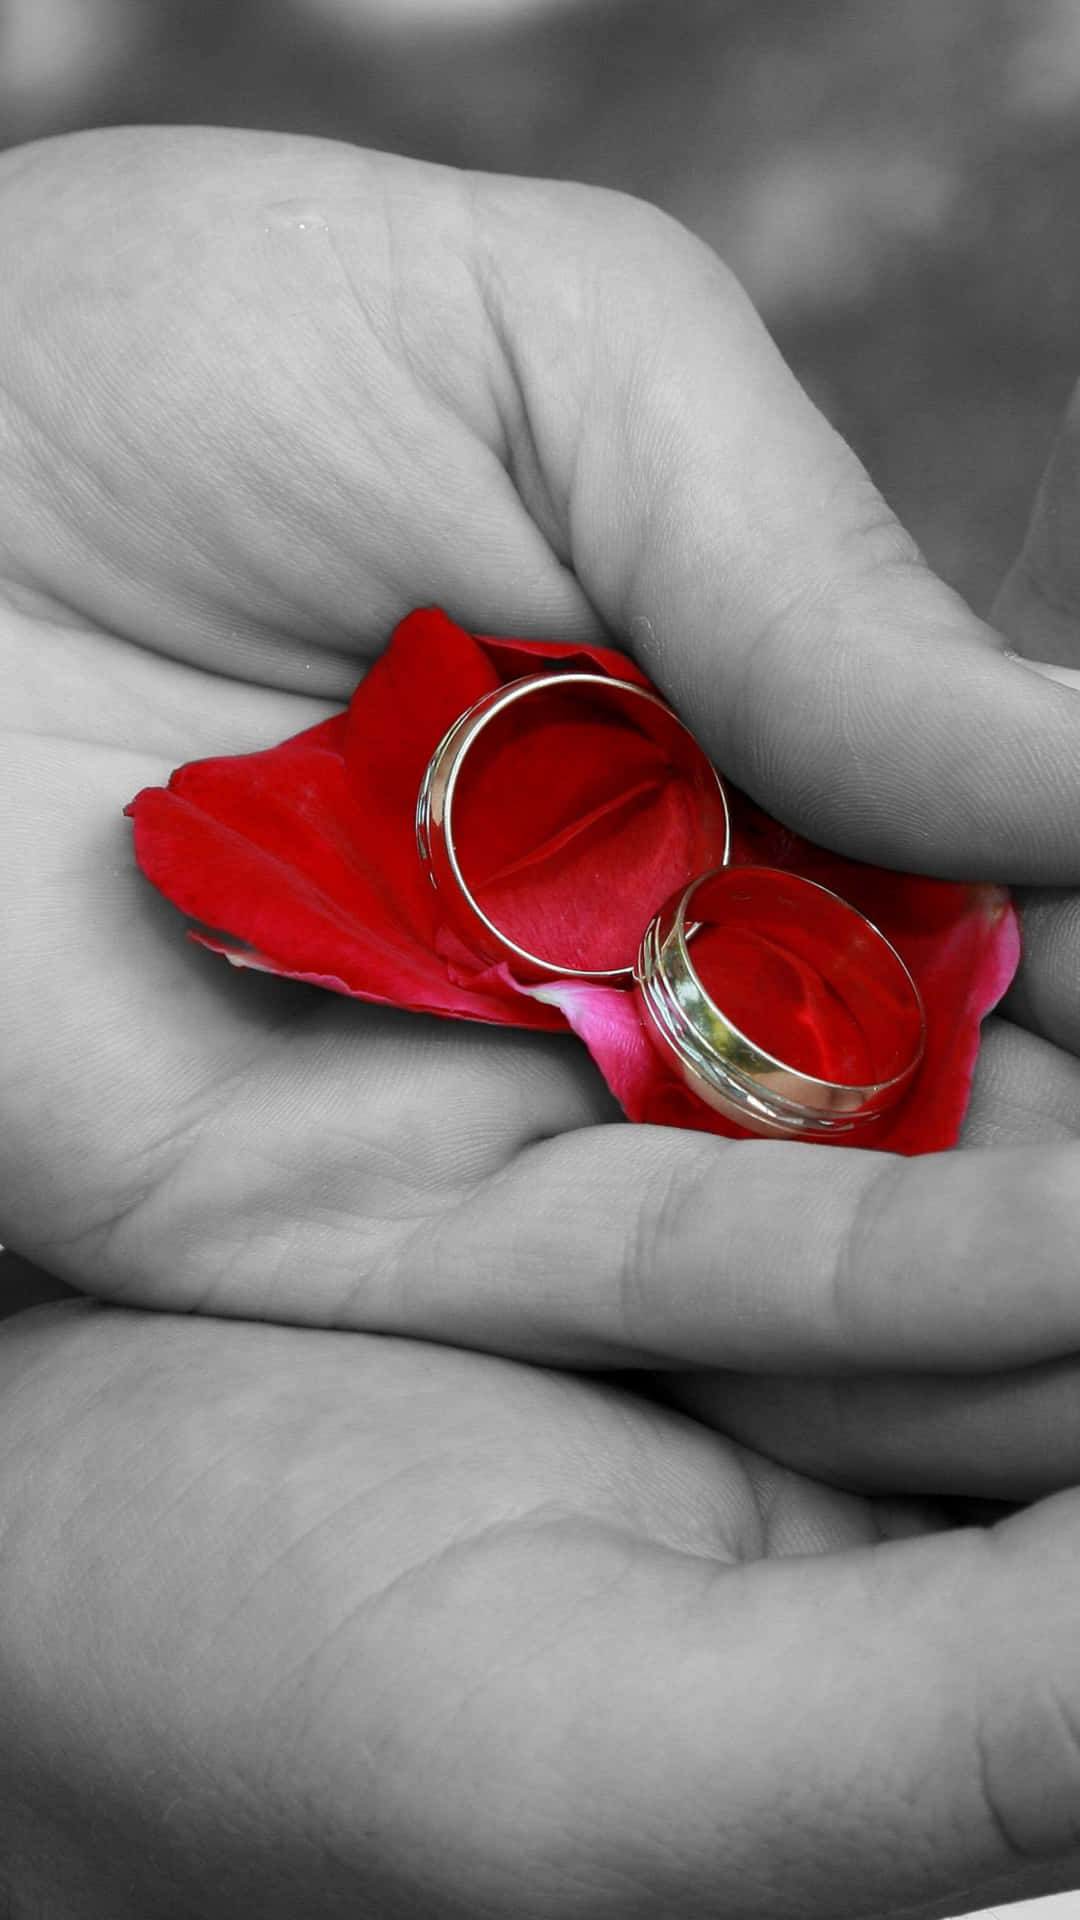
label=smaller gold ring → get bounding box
[635,866,926,1138]
[416,672,731,984]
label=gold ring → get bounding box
[635,865,926,1137]
[416,672,731,983]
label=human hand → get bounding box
[657,393,1080,1501]
[5,1295,1080,1920]
[987,377,1080,1078]
[5,127,1080,1501]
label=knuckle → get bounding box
[973,1667,1080,1864]
[617,1141,717,1356]
[823,1158,904,1359]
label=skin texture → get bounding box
[2,128,1080,1489]
[4,124,1080,1916]
[3,1298,1080,1920]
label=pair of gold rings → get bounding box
[415,672,925,1138]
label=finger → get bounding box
[472,178,1080,882]
[0,672,617,1288]
[661,1356,1080,1502]
[7,1304,1080,1919]
[986,407,1080,1052]
[998,885,1080,1058]
[9,678,1070,1372]
[380,1126,1080,1377]
[5,130,1080,880]
[960,1013,1080,1145]
[31,851,1080,1381]
[569,1495,1080,1915]
[993,382,1080,669]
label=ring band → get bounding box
[416,672,731,984]
[635,865,926,1137]
[417,677,926,1138]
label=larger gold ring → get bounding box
[635,865,926,1137]
[416,672,732,984]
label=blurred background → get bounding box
[2,0,1079,612]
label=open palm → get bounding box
[6,1297,1080,1920]
[7,126,1080,1503]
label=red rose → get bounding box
[126,608,1019,1154]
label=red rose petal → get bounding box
[126,708,560,1027]
[538,798,1019,1154]
[449,681,727,974]
[725,790,1020,1150]
[127,607,1020,1154]
[676,866,925,1088]
[335,610,658,977]
[688,923,879,1084]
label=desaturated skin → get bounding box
[2,1,1076,617]
[1,1298,1080,1920]
[3,122,1080,1919]
[0,126,1078,1389]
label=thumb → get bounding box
[568,1496,1080,1916]
[993,379,1080,687]
[984,387,1080,1057]
[475,178,1080,881]
[8,128,1074,880]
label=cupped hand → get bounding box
[990,375,1080,1071]
[677,378,1080,1497]
[5,1295,1080,1920]
[5,127,1080,1502]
